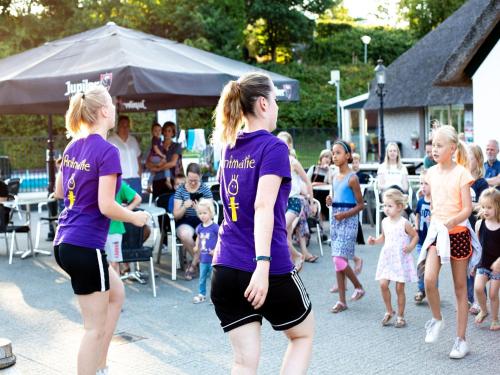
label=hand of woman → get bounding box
[326,195,332,207]
[183,199,194,209]
[131,211,151,227]
[491,257,500,273]
[367,236,376,245]
[444,218,456,231]
[244,262,269,309]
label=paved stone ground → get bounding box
[0,216,498,374]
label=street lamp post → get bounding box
[374,59,386,163]
[329,70,341,139]
[361,35,371,64]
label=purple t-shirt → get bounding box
[196,222,219,264]
[54,134,122,250]
[213,130,293,274]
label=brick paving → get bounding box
[0,218,497,374]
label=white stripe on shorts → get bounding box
[291,271,310,309]
[96,249,105,292]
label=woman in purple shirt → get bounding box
[211,72,314,373]
[54,85,150,375]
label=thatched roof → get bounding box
[364,0,490,110]
[435,0,499,87]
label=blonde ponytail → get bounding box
[65,85,110,138]
[213,81,243,148]
[213,72,273,148]
[456,140,468,168]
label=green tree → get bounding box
[246,0,335,62]
[399,0,467,38]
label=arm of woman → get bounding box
[444,183,473,230]
[98,175,149,227]
[173,198,193,220]
[54,171,64,199]
[334,175,364,220]
[377,165,386,190]
[401,166,409,192]
[244,174,282,309]
[294,159,313,199]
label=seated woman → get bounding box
[377,142,409,193]
[172,163,213,280]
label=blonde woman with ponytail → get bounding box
[53,85,150,375]
[417,125,481,359]
[211,72,314,374]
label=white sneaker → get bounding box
[96,367,108,375]
[449,337,469,359]
[425,318,445,343]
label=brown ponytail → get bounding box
[213,72,273,148]
[65,85,109,138]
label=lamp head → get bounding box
[374,59,386,86]
[361,35,371,45]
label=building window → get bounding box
[427,105,466,138]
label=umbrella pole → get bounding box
[47,114,55,194]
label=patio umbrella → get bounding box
[0,22,299,191]
[0,22,299,115]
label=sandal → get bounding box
[350,288,365,301]
[192,294,206,304]
[381,311,395,326]
[469,302,481,315]
[394,316,407,328]
[331,301,347,313]
[305,255,319,263]
[475,310,489,324]
[490,320,500,331]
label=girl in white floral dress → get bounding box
[368,188,419,328]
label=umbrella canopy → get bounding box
[0,22,299,115]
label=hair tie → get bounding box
[334,140,351,154]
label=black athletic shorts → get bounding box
[54,243,110,295]
[211,266,312,333]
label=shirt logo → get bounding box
[67,173,76,209]
[227,175,240,222]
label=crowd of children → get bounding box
[324,126,499,361]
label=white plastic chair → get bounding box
[310,198,324,256]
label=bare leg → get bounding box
[177,224,197,265]
[286,211,302,262]
[344,265,363,289]
[395,282,406,317]
[424,246,442,320]
[97,267,125,370]
[281,312,314,375]
[490,280,500,321]
[228,322,261,375]
[337,270,347,305]
[474,274,489,314]
[450,258,468,339]
[379,279,393,313]
[77,292,109,375]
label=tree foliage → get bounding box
[246,0,335,61]
[398,0,467,38]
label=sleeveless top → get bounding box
[289,168,302,198]
[478,220,500,270]
[332,172,356,207]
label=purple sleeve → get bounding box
[99,145,122,177]
[259,140,291,181]
[152,136,162,148]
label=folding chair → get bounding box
[0,201,33,264]
[307,198,324,256]
[121,221,157,297]
[34,198,58,251]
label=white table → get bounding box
[3,192,55,259]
